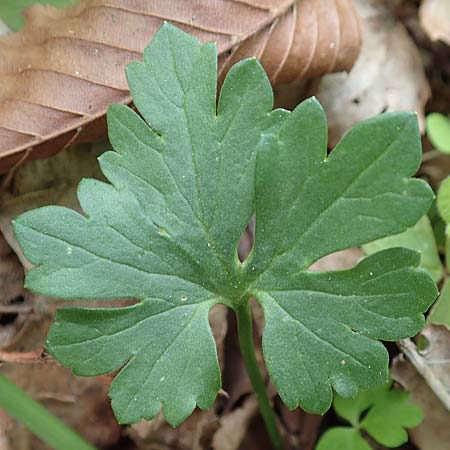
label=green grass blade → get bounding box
[0,374,97,450]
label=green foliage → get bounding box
[437,177,450,224]
[437,177,450,275]
[316,382,423,450]
[14,24,437,426]
[426,113,450,154]
[0,0,78,31]
[363,215,443,283]
[425,178,450,327]
[428,278,450,326]
[369,171,450,329]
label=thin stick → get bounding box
[398,338,450,412]
[0,304,34,313]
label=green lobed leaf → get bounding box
[426,113,450,154]
[362,215,443,283]
[255,249,433,412]
[14,24,437,426]
[0,0,79,31]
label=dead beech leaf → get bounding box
[420,0,450,46]
[0,0,361,173]
[312,0,430,147]
[393,325,450,450]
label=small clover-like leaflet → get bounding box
[316,381,423,450]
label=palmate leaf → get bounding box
[14,24,437,426]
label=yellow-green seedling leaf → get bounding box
[333,383,387,427]
[427,113,450,154]
[363,215,443,283]
[428,278,450,327]
[0,0,79,31]
[316,382,423,450]
[438,177,450,224]
[437,177,450,272]
[316,428,371,450]
[359,384,423,447]
[14,24,437,426]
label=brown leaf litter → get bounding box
[420,0,450,46]
[312,0,430,147]
[0,0,362,173]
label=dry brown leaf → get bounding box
[309,248,363,271]
[0,411,12,450]
[128,407,220,450]
[0,0,361,173]
[392,325,450,450]
[275,401,323,450]
[312,0,430,147]
[397,325,450,411]
[420,0,450,46]
[212,396,259,450]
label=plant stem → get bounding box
[235,302,284,450]
[0,374,97,450]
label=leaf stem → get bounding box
[0,373,97,450]
[235,302,284,450]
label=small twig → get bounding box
[0,148,32,194]
[59,126,84,154]
[0,304,34,314]
[0,349,49,364]
[398,338,450,412]
[35,392,76,403]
